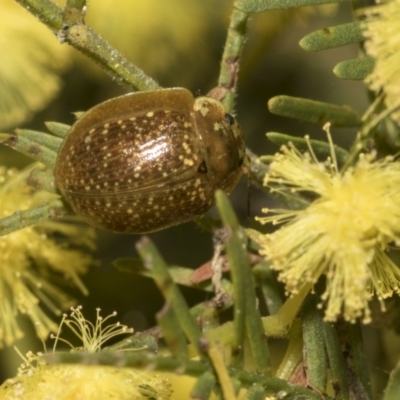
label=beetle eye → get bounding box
[224,113,235,125]
[197,160,208,174]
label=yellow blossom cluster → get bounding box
[363,0,400,125]
[0,166,95,346]
[256,141,400,323]
[0,307,172,400]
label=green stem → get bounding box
[15,0,160,91]
[217,5,249,113]
[65,24,160,91]
[263,283,312,337]
[15,0,63,30]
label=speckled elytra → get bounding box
[55,88,245,233]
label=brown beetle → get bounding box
[55,88,245,233]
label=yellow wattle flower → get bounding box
[0,0,69,130]
[256,139,400,323]
[0,307,173,400]
[0,165,95,347]
[363,0,400,125]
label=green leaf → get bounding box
[216,191,270,372]
[191,371,216,400]
[302,296,328,393]
[322,323,349,400]
[0,132,58,169]
[268,95,361,127]
[114,258,216,292]
[236,0,350,12]
[333,57,375,80]
[45,121,71,138]
[300,22,364,51]
[258,155,274,164]
[15,129,63,152]
[136,238,204,356]
[348,323,373,399]
[108,332,158,353]
[0,199,66,236]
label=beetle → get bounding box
[55,88,245,233]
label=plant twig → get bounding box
[15,0,160,91]
[215,4,249,113]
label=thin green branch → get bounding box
[217,5,248,113]
[15,0,63,30]
[236,0,351,12]
[65,24,160,91]
[15,0,160,91]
